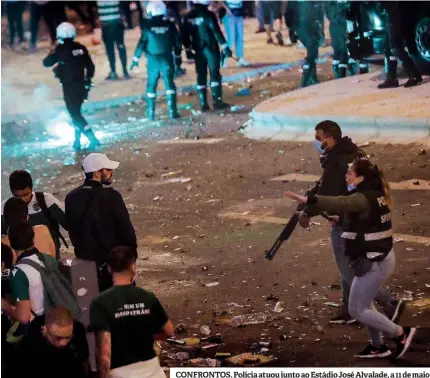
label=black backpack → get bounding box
[35,192,69,248]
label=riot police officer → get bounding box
[381,2,422,88]
[297,1,348,87]
[130,2,182,121]
[43,22,100,150]
[182,0,232,111]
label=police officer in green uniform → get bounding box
[130,2,182,121]
[298,1,348,87]
[182,0,232,111]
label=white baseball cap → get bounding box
[82,153,120,173]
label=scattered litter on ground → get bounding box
[234,88,251,96]
[175,323,187,334]
[205,282,219,287]
[410,203,421,207]
[200,325,211,336]
[166,338,186,346]
[226,353,274,367]
[189,358,220,367]
[358,141,371,147]
[273,301,284,313]
[394,238,404,243]
[324,302,340,308]
[161,171,182,177]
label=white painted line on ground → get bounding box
[218,211,430,245]
[271,174,430,190]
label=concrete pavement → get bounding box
[245,72,430,146]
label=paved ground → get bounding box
[247,72,430,146]
[2,12,429,370]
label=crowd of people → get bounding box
[1,123,421,376]
[4,1,424,151]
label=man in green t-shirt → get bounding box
[89,246,174,378]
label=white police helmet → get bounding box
[146,1,167,17]
[56,22,76,40]
[193,0,211,5]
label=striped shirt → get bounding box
[97,1,121,25]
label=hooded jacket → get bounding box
[303,136,365,217]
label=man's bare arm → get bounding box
[96,331,111,378]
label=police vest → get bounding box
[341,189,393,261]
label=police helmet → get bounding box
[146,1,167,17]
[56,22,76,40]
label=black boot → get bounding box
[299,64,312,88]
[348,58,357,76]
[276,31,284,46]
[404,77,420,88]
[332,63,340,79]
[310,64,319,85]
[338,64,347,78]
[73,128,82,151]
[211,83,230,110]
[197,87,210,112]
[146,95,156,120]
[378,79,399,89]
[167,92,180,120]
[83,128,101,150]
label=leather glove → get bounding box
[222,46,232,58]
[175,56,182,68]
[186,49,195,60]
[130,57,139,72]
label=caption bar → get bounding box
[171,368,430,378]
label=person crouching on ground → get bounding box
[285,157,416,359]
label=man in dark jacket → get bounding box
[43,22,100,150]
[182,0,232,111]
[300,120,402,324]
[65,153,137,291]
[130,1,182,120]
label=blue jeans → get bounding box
[223,15,244,59]
[331,225,396,316]
[349,252,402,345]
[256,1,265,29]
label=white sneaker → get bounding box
[237,58,250,67]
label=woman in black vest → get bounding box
[285,157,416,360]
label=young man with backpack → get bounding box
[1,222,81,334]
[1,170,68,259]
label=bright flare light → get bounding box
[52,121,75,143]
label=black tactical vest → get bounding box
[341,189,393,261]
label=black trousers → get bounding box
[146,55,176,95]
[195,47,222,87]
[30,2,66,46]
[102,23,128,74]
[262,0,282,25]
[386,7,420,78]
[6,2,25,45]
[63,82,88,130]
[67,1,96,30]
[324,2,348,64]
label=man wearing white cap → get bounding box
[65,153,137,291]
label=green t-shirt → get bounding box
[89,285,168,369]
